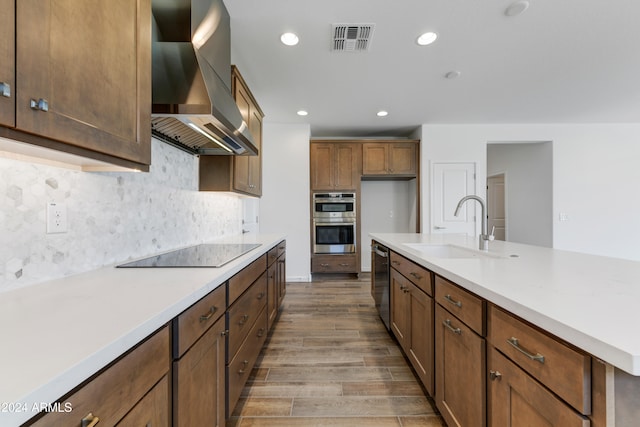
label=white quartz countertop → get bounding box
[370,233,640,377]
[0,234,285,427]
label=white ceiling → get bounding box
[226,0,640,137]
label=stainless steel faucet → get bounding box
[454,195,494,251]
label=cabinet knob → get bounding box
[0,82,10,98]
[30,98,49,112]
[489,370,502,381]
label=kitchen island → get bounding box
[0,234,285,426]
[372,232,640,426]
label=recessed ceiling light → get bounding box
[505,0,529,17]
[297,110,308,116]
[444,70,461,79]
[377,110,388,117]
[280,32,299,46]
[416,32,438,46]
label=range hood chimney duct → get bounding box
[151,0,258,156]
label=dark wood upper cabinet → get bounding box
[362,141,417,177]
[0,0,15,128]
[1,0,151,170]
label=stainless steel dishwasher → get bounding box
[371,241,390,330]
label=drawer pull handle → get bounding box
[257,328,265,337]
[410,272,422,280]
[444,294,462,308]
[507,337,545,364]
[392,260,400,265]
[489,370,502,381]
[257,292,265,300]
[238,359,249,374]
[239,314,250,325]
[320,263,329,267]
[443,319,462,335]
[81,413,100,427]
[199,306,217,322]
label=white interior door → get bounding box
[431,162,476,235]
[487,174,506,241]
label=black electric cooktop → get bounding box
[117,243,262,268]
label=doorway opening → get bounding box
[486,142,552,247]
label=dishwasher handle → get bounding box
[371,244,388,258]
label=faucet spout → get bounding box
[454,195,493,251]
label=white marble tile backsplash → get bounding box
[0,138,243,291]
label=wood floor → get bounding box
[228,274,446,426]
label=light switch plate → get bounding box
[46,202,68,234]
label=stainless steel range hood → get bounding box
[151,0,258,156]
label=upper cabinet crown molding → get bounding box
[0,0,152,172]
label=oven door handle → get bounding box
[313,221,356,226]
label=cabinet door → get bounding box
[277,252,286,306]
[116,375,169,427]
[248,106,262,194]
[488,347,589,427]
[16,0,151,165]
[0,0,15,127]
[267,261,278,329]
[362,143,389,174]
[233,84,251,193]
[390,269,410,350]
[408,281,434,396]
[389,143,417,175]
[435,304,486,427]
[173,316,226,427]
[334,143,360,189]
[310,143,335,190]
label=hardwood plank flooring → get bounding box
[228,274,445,426]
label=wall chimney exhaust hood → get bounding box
[151,0,258,156]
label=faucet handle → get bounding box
[488,226,496,241]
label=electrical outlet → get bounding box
[46,202,68,234]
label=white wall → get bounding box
[360,180,414,271]
[421,124,640,260]
[0,138,244,291]
[487,142,553,247]
[259,123,311,281]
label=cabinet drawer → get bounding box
[488,305,591,414]
[267,240,286,266]
[229,254,267,305]
[173,284,226,358]
[312,254,357,273]
[30,327,170,427]
[488,347,589,426]
[390,251,432,296]
[435,275,485,335]
[227,306,268,415]
[227,272,267,358]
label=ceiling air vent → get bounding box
[332,23,375,52]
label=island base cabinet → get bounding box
[173,316,226,427]
[435,305,486,427]
[488,347,590,427]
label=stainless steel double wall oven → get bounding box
[312,192,356,254]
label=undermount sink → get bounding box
[403,243,499,259]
